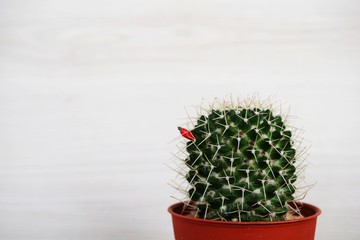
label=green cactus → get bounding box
[179,101,301,222]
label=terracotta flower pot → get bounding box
[168,202,321,240]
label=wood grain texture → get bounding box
[0,0,360,239]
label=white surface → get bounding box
[0,0,360,239]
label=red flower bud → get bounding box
[178,127,195,141]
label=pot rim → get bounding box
[168,202,321,226]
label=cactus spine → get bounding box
[177,99,303,222]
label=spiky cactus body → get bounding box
[184,107,297,222]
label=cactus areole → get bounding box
[169,99,320,240]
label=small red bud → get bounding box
[178,127,195,141]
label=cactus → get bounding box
[175,99,305,222]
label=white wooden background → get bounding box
[0,0,359,239]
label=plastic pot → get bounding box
[168,202,321,240]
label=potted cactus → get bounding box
[168,98,321,240]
